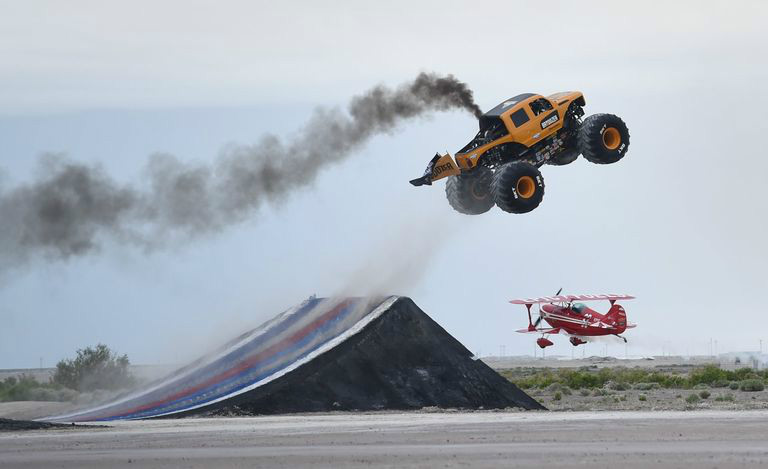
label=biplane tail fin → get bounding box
[605,303,629,333]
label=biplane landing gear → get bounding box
[570,337,587,346]
[536,337,554,349]
[614,334,627,343]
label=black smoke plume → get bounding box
[0,73,482,270]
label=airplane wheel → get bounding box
[492,162,545,214]
[578,113,630,164]
[445,166,494,215]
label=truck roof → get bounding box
[483,93,536,117]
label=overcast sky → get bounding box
[1,0,767,368]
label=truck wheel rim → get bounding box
[471,172,491,199]
[471,183,487,200]
[516,176,535,199]
[602,127,621,150]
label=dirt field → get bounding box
[3,357,768,467]
[482,355,721,370]
[529,385,768,411]
[484,355,768,411]
[2,411,768,468]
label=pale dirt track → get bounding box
[2,410,768,468]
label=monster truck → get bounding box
[410,92,629,214]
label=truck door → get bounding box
[526,97,560,145]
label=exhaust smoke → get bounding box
[0,73,482,272]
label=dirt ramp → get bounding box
[45,296,541,422]
[205,297,544,414]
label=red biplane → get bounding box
[511,291,636,349]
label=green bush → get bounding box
[689,365,729,387]
[638,394,647,401]
[503,365,765,392]
[546,383,563,393]
[729,381,740,390]
[54,344,134,392]
[608,381,629,391]
[553,391,562,401]
[739,379,765,392]
[579,389,590,397]
[733,368,759,381]
[0,375,75,402]
[715,393,734,402]
[699,390,711,399]
[685,394,700,404]
[634,382,659,391]
[565,369,605,389]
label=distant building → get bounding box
[719,352,768,370]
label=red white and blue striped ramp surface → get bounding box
[44,296,397,422]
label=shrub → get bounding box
[715,394,735,402]
[608,381,629,391]
[733,368,758,381]
[699,390,711,399]
[579,389,590,397]
[503,365,758,393]
[54,344,134,392]
[553,391,562,401]
[634,382,659,391]
[564,369,605,389]
[592,389,605,397]
[729,381,740,390]
[0,375,75,402]
[685,394,700,404]
[546,383,563,393]
[689,365,729,387]
[638,394,647,401]
[739,379,765,392]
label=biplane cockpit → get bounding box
[572,303,588,314]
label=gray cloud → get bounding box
[0,73,481,270]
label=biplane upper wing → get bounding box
[568,294,635,302]
[510,294,635,305]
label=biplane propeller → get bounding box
[533,287,562,329]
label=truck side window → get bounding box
[510,109,529,127]
[529,98,554,116]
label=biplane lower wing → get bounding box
[516,327,561,334]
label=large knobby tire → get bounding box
[445,167,494,215]
[578,113,630,164]
[492,162,545,214]
[547,149,579,166]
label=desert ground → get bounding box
[3,356,768,468]
[3,411,768,468]
[484,355,768,411]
